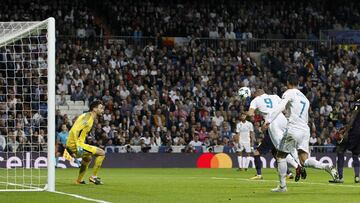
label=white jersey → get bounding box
[267,88,311,153]
[250,93,287,149]
[278,88,310,131]
[236,121,254,143]
[250,94,282,121]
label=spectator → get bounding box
[212,111,224,127]
[320,100,333,117]
[153,109,166,129]
[189,134,202,147]
[71,86,85,101]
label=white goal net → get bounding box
[0,18,55,191]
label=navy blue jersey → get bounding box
[351,99,360,129]
[346,99,360,154]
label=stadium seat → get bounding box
[171,146,185,153]
[114,146,127,153]
[66,100,75,105]
[158,146,168,153]
[213,146,224,153]
[57,105,68,110]
[74,101,85,106]
[105,146,114,153]
[131,146,142,153]
[223,146,233,153]
[149,146,159,153]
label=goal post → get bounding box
[47,17,56,193]
[0,17,55,192]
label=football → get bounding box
[238,87,251,100]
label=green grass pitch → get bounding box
[1,168,360,203]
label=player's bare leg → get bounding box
[299,149,338,181]
[271,151,288,192]
[237,151,243,171]
[244,152,251,171]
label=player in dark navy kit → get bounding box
[330,95,360,183]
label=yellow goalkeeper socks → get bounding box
[77,157,91,182]
[92,155,105,177]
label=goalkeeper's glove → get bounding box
[77,146,84,156]
[74,158,81,168]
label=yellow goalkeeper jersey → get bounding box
[66,113,94,149]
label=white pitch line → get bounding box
[0,181,111,202]
[210,177,360,188]
[0,181,44,191]
[53,190,112,203]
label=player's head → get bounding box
[240,112,247,122]
[90,100,105,115]
[286,74,298,89]
[253,89,265,97]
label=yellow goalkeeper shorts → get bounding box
[67,144,97,158]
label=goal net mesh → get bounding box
[0,20,52,191]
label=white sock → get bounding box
[245,156,251,169]
[286,154,299,169]
[237,156,242,168]
[277,158,287,188]
[304,158,327,170]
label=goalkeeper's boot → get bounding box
[355,176,360,183]
[75,180,86,184]
[329,178,344,184]
[249,175,263,180]
[271,185,287,192]
[89,176,103,185]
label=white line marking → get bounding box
[53,190,112,203]
[0,181,44,191]
[210,177,360,188]
[0,181,111,202]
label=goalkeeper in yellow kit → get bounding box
[66,100,105,185]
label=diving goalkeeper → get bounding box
[66,100,105,185]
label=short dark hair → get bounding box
[287,74,298,86]
[89,100,103,111]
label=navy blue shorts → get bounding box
[337,124,360,155]
[347,125,360,155]
[256,131,277,157]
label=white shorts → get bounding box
[279,128,310,154]
[236,142,251,153]
[268,114,287,149]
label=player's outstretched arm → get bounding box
[246,108,255,117]
[267,98,289,124]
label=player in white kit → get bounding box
[266,74,338,192]
[247,89,304,181]
[235,113,254,171]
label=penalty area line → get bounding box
[53,190,111,203]
[210,177,360,188]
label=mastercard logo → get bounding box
[197,153,233,168]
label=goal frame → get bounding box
[0,17,55,192]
